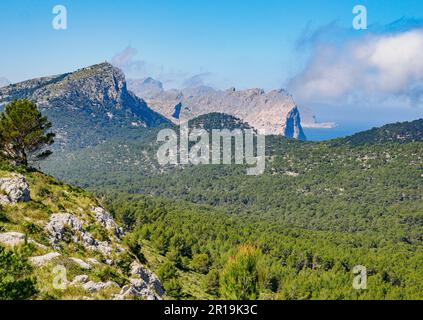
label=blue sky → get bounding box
[1,0,422,137]
[1,0,421,86]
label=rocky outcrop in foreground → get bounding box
[0,169,164,300]
[0,174,31,205]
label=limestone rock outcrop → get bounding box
[0,174,30,205]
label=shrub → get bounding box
[95,266,127,287]
[191,253,210,274]
[0,207,8,223]
[157,261,178,282]
[0,246,38,300]
[220,245,261,300]
[203,268,220,297]
[23,222,43,235]
[163,278,183,299]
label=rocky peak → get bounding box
[283,106,307,140]
[0,63,169,149]
[127,77,164,99]
[129,82,306,139]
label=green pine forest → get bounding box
[39,114,423,300]
[0,102,422,300]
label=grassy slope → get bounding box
[0,164,136,300]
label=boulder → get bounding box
[0,231,47,249]
[46,213,113,255]
[29,252,61,266]
[82,281,119,293]
[0,232,26,246]
[46,213,84,247]
[70,257,91,270]
[91,207,124,238]
[130,261,164,296]
[113,278,160,300]
[0,174,30,205]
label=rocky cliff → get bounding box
[128,79,307,140]
[0,165,164,300]
[0,63,169,149]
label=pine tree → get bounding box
[220,245,261,300]
[0,99,55,166]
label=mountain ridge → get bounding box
[128,77,308,139]
[0,63,170,149]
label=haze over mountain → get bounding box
[0,77,10,88]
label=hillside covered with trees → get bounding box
[39,113,423,299]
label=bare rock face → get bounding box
[112,261,164,300]
[0,231,47,249]
[129,80,307,139]
[29,252,61,267]
[92,207,123,238]
[284,106,307,141]
[82,281,119,293]
[130,261,164,297]
[46,212,113,255]
[0,174,31,205]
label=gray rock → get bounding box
[0,174,31,205]
[46,213,113,255]
[82,281,119,293]
[130,261,164,296]
[46,213,85,247]
[113,286,160,300]
[29,252,61,266]
[70,257,91,270]
[113,278,160,300]
[0,232,27,247]
[0,231,48,249]
[91,207,123,238]
[0,63,169,150]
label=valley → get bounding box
[0,63,422,300]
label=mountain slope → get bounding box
[128,79,307,139]
[37,116,423,300]
[0,163,164,300]
[0,63,169,149]
[338,119,423,146]
[41,117,423,229]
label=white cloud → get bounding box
[289,27,423,108]
[111,46,147,76]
